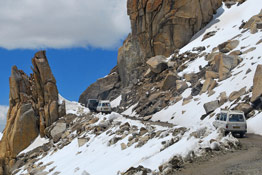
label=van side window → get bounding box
[220,113,227,121]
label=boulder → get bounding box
[251,65,262,102]
[78,138,89,147]
[257,22,262,29]
[184,73,195,82]
[50,123,67,143]
[219,92,228,106]
[204,100,219,114]
[218,40,239,53]
[205,71,219,79]
[176,80,188,92]
[229,50,242,56]
[201,78,217,93]
[167,61,177,68]
[161,73,177,91]
[235,103,253,114]
[146,55,167,74]
[243,10,262,34]
[182,95,193,106]
[211,53,241,80]
[229,87,246,101]
[123,166,151,175]
[191,81,203,96]
[121,143,127,150]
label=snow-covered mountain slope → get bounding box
[150,0,262,135]
[16,111,238,175]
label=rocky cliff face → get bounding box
[79,67,121,106]
[0,51,65,174]
[79,0,223,103]
[118,0,223,87]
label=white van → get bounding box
[213,110,247,137]
[96,100,112,114]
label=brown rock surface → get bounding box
[243,10,262,34]
[251,65,262,102]
[210,53,241,80]
[79,70,121,106]
[117,0,222,87]
[201,78,217,94]
[146,55,167,73]
[218,40,239,53]
[0,51,64,174]
[229,87,246,101]
[161,73,177,91]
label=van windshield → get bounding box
[229,114,245,122]
[102,103,110,107]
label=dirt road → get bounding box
[177,134,262,175]
[123,115,174,128]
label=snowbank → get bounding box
[111,95,122,108]
[247,113,262,136]
[20,136,49,154]
[59,94,90,115]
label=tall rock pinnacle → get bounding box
[0,51,65,174]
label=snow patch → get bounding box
[59,94,90,115]
[122,103,138,116]
[20,136,49,154]
[247,113,262,136]
[111,95,122,108]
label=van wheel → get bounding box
[240,133,244,138]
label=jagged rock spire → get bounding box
[0,51,65,174]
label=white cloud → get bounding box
[0,105,8,120]
[0,0,130,49]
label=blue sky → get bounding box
[0,48,119,105]
[0,0,130,106]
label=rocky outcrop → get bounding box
[251,65,262,102]
[146,55,167,74]
[209,52,242,80]
[117,0,222,87]
[0,51,65,174]
[204,100,219,114]
[243,10,262,34]
[79,67,121,106]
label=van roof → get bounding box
[99,100,110,103]
[221,109,244,114]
